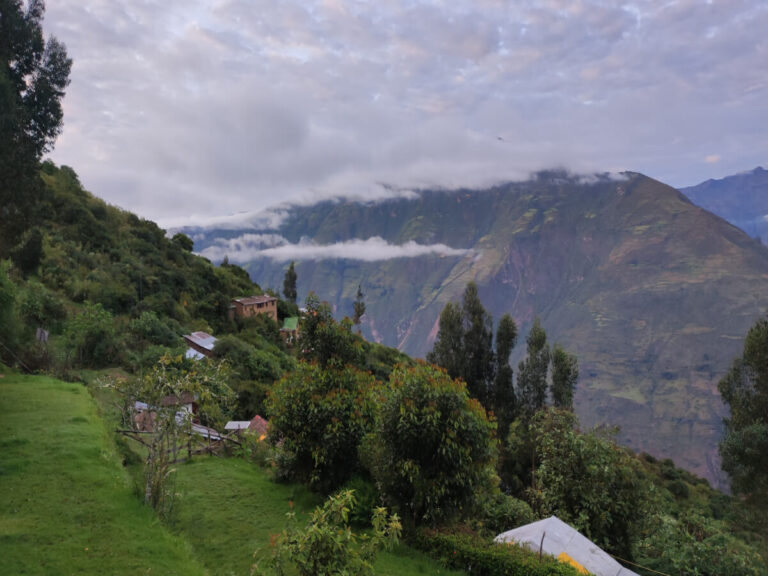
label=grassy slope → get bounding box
[0,369,462,575]
[0,372,207,575]
[173,458,464,576]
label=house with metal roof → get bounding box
[229,295,278,322]
[183,331,218,359]
[495,516,640,576]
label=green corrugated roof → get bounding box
[281,317,299,331]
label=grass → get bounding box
[0,372,207,575]
[1,370,463,575]
[172,457,465,576]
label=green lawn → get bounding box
[1,370,463,575]
[172,457,464,576]
[0,372,207,575]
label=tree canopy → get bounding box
[718,315,768,507]
[1,0,71,254]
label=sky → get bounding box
[45,0,768,229]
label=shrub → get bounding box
[474,492,536,536]
[364,362,496,527]
[413,530,582,576]
[267,362,379,492]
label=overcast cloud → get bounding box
[45,0,768,227]
[198,234,472,263]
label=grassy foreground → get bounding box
[0,371,207,575]
[172,458,464,576]
[1,369,463,575]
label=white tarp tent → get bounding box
[494,516,640,576]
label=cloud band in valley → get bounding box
[198,235,472,263]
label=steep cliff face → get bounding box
[187,172,768,486]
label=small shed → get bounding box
[494,516,640,576]
[280,316,299,343]
[248,415,268,438]
[183,331,218,359]
[160,391,198,416]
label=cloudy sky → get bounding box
[46,0,767,228]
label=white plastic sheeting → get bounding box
[494,516,640,576]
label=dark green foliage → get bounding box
[550,344,578,410]
[0,259,24,362]
[282,260,297,304]
[0,0,71,254]
[267,362,379,492]
[298,292,361,369]
[18,279,66,332]
[128,311,181,350]
[171,232,194,252]
[493,313,517,436]
[10,226,43,276]
[718,315,768,507]
[214,334,283,383]
[427,283,517,421]
[259,490,401,576]
[461,282,495,405]
[352,283,366,328]
[365,362,496,527]
[413,530,582,576]
[637,512,767,576]
[528,409,649,559]
[64,301,119,367]
[426,301,464,379]
[516,318,549,419]
[473,491,535,536]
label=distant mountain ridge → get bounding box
[185,171,768,487]
[681,166,768,244]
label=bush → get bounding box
[474,492,536,536]
[667,479,690,499]
[267,362,379,492]
[413,530,582,576]
[364,362,497,527]
[256,490,401,576]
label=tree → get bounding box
[256,490,401,576]
[718,315,768,507]
[282,261,297,304]
[427,282,513,412]
[352,283,365,331]
[116,355,234,514]
[1,0,72,253]
[298,292,361,369]
[551,344,578,410]
[266,362,379,492]
[529,409,650,559]
[461,282,495,405]
[516,318,549,419]
[426,301,463,379]
[493,313,518,437]
[365,362,496,527]
[64,301,118,367]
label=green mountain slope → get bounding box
[188,172,768,486]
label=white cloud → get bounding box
[198,235,472,263]
[44,0,768,220]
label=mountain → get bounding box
[681,167,768,244]
[185,171,768,487]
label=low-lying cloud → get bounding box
[198,235,472,263]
